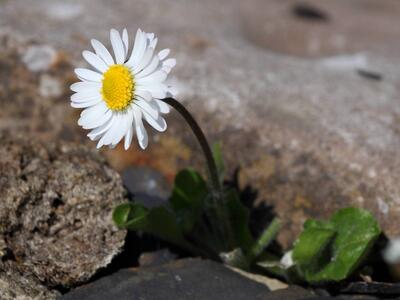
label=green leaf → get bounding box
[293,221,335,268]
[292,207,381,283]
[169,169,208,233]
[113,202,148,229]
[113,202,202,255]
[224,188,254,251]
[145,206,191,247]
[212,142,225,182]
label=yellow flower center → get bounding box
[101,65,134,111]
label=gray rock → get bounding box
[122,166,171,207]
[138,249,177,267]
[0,264,61,300]
[303,297,377,300]
[264,286,314,300]
[1,0,400,247]
[21,45,56,72]
[0,134,126,295]
[0,37,75,143]
[39,74,63,98]
[61,258,271,300]
[340,281,400,297]
[241,0,400,58]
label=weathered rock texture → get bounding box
[61,258,271,300]
[0,135,126,297]
[1,0,400,247]
[0,266,60,300]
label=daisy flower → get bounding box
[70,28,176,149]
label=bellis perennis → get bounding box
[70,28,176,149]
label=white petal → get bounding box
[167,85,178,98]
[124,125,134,150]
[75,68,102,82]
[158,49,170,60]
[149,37,158,49]
[163,58,176,68]
[91,39,114,66]
[162,58,176,73]
[110,113,129,146]
[88,116,114,140]
[136,84,168,99]
[70,81,101,93]
[97,114,123,148]
[71,98,101,108]
[110,29,126,64]
[122,28,129,57]
[133,47,154,74]
[80,101,108,118]
[126,29,147,68]
[82,50,108,73]
[71,91,101,103]
[143,111,167,132]
[134,98,159,119]
[78,104,111,129]
[154,99,170,114]
[127,29,142,63]
[147,33,155,41]
[133,107,148,149]
[123,110,134,149]
[135,90,152,102]
[136,71,167,85]
[136,55,160,79]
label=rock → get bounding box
[61,258,271,300]
[122,166,171,207]
[1,0,400,247]
[45,2,83,21]
[0,37,77,143]
[260,286,314,300]
[21,44,57,72]
[39,74,63,98]
[228,266,288,291]
[241,0,400,58]
[340,281,400,297]
[138,249,177,267]
[0,134,126,293]
[305,297,377,300]
[0,264,61,300]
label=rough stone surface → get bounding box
[61,258,271,300]
[262,286,314,300]
[242,0,400,58]
[228,266,288,291]
[1,0,400,248]
[0,265,60,300]
[0,135,127,295]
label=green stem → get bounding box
[249,217,281,262]
[161,97,234,250]
[161,98,221,194]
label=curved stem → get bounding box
[160,97,233,250]
[161,97,222,197]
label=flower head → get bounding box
[70,28,176,149]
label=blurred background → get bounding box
[1,0,400,248]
